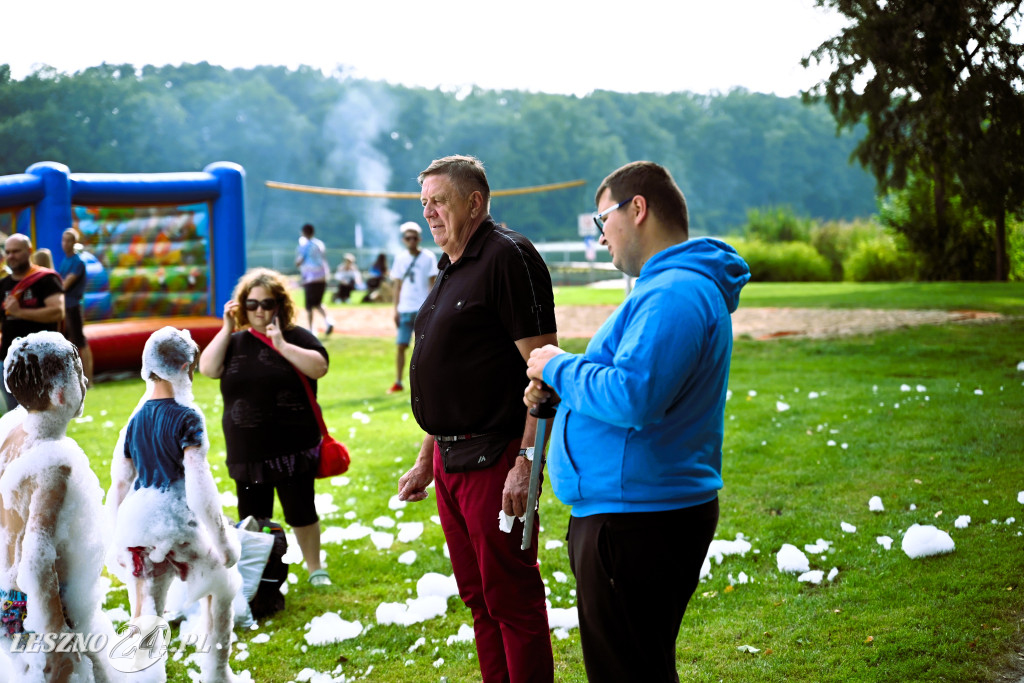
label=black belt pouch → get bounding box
[440,433,513,473]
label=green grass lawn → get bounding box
[67,284,1024,682]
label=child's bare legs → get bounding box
[127,567,176,620]
[293,521,323,573]
[189,551,238,683]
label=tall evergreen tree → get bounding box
[804,0,1024,280]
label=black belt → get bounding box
[433,432,497,442]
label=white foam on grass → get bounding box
[902,524,955,558]
[776,544,810,573]
[547,606,579,630]
[370,531,394,550]
[304,612,363,645]
[804,539,831,554]
[798,570,824,584]
[397,522,424,543]
[376,595,448,626]
[445,623,475,645]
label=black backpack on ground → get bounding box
[249,518,288,619]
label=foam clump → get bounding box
[417,572,458,599]
[699,533,752,579]
[804,538,831,554]
[798,570,824,584]
[376,595,447,626]
[446,623,475,645]
[547,606,579,630]
[776,543,810,573]
[304,612,363,645]
[902,524,955,559]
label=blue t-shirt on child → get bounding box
[124,398,205,491]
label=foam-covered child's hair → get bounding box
[141,327,199,404]
[4,331,81,411]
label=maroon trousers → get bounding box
[433,440,554,683]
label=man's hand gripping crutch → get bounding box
[521,395,557,550]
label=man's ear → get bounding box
[632,195,649,226]
[469,191,484,218]
[51,387,65,407]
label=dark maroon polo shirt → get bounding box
[410,217,557,438]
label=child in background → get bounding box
[30,247,54,269]
[106,327,240,683]
[0,331,119,682]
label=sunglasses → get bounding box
[245,298,278,311]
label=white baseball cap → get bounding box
[400,222,422,236]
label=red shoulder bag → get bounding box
[249,328,350,478]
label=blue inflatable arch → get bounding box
[0,161,246,373]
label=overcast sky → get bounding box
[5,0,851,97]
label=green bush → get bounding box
[742,206,813,243]
[843,233,918,281]
[1009,217,1023,281]
[880,176,999,280]
[729,238,832,282]
[810,218,884,280]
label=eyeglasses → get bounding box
[593,196,635,236]
[245,298,278,311]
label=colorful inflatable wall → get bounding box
[0,161,245,373]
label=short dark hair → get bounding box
[5,332,81,411]
[418,155,491,207]
[596,161,689,238]
[301,223,315,237]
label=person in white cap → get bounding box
[387,221,438,394]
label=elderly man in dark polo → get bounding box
[397,155,556,683]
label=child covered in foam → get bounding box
[0,331,119,682]
[106,327,241,683]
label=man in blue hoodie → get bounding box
[524,161,750,683]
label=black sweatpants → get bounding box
[567,498,719,683]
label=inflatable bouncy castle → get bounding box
[0,162,245,374]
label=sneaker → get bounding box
[308,569,332,586]
[325,323,334,335]
[387,382,404,394]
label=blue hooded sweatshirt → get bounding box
[542,237,750,517]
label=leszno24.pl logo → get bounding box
[8,615,213,673]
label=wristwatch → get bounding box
[518,447,535,462]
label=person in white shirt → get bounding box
[294,223,335,335]
[387,222,438,393]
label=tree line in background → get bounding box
[0,62,876,247]
[4,0,1023,285]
